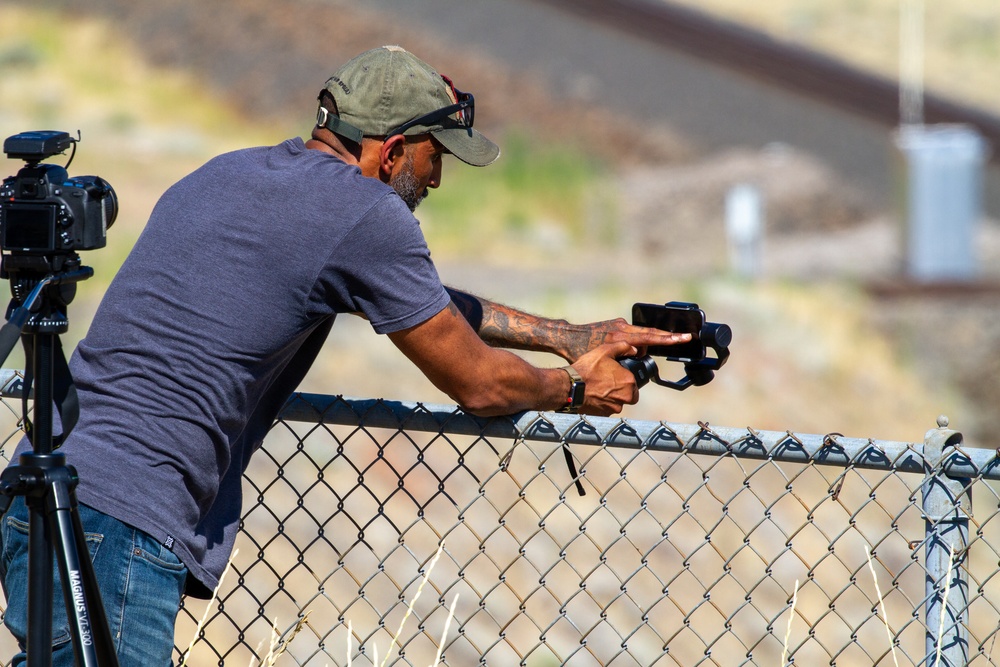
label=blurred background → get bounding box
[1,0,999,447]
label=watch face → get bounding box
[569,381,586,408]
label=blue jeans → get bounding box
[0,497,187,667]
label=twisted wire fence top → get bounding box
[281,393,1000,480]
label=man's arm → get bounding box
[388,301,641,417]
[446,287,689,362]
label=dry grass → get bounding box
[176,543,458,665]
[934,545,957,667]
[179,549,239,666]
[251,612,312,667]
[780,579,799,666]
[866,545,901,667]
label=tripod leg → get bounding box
[25,499,54,667]
[47,479,120,667]
[69,498,119,664]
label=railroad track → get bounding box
[536,0,1000,163]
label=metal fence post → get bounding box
[922,415,970,667]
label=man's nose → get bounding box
[428,160,442,189]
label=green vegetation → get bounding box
[420,131,615,258]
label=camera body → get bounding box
[0,131,117,256]
[621,301,732,391]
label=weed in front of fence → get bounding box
[345,542,459,667]
[254,613,312,667]
[180,543,458,666]
[933,545,957,667]
[781,579,799,666]
[180,549,239,667]
[865,545,901,667]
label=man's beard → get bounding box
[389,156,426,212]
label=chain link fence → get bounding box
[2,390,1000,666]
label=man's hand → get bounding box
[561,318,692,363]
[570,341,644,416]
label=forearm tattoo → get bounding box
[478,306,546,350]
[446,287,593,359]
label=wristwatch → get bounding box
[559,365,586,413]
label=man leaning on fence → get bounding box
[0,45,690,666]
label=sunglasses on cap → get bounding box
[384,75,474,139]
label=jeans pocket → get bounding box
[114,534,187,667]
[133,541,186,574]
[1,510,104,649]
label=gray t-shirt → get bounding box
[40,138,451,595]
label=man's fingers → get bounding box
[629,330,693,347]
[603,340,638,358]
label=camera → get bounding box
[1,131,117,259]
[620,301,732,391]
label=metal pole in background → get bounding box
[922,416,970,667]
[895,124,988,282]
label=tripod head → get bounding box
[3,256,92,335]
[0,259,92,461]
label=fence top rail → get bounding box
[281,393,1000,480]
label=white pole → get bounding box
[899,0,925,126]
[725,183,763,279]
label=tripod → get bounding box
[0,262,119,667]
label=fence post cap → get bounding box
[926,416,962,449]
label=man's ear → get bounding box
[378,135,407,179]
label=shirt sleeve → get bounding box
[312,193,451,334]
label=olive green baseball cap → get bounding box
[319,45,500,167]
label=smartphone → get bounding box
[632,302,706,362]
